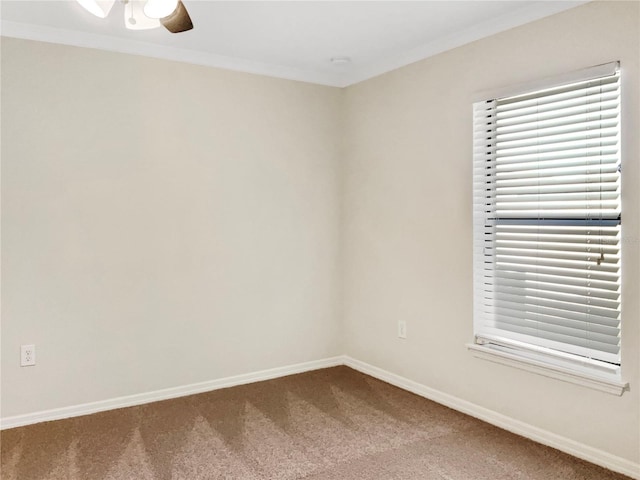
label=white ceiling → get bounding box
[1,1,587,87]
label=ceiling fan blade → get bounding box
[160,1,193,33]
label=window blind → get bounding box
[472,63,621,366]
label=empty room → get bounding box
[1,1,639,479]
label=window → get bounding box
[471,62,626,393]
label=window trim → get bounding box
[467,342,628,396]
[471,62,628,393]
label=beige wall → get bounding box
[342,1,639,464]
[1,38,343,416]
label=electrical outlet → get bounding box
[21,344,36,366]
[398,321,407,339]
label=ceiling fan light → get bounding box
[143,0,179,19]
[76,0,115,18]
[125,0,161,30]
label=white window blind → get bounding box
[472,62,621,368]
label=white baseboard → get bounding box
[0,356,345,430]
[343,356,640,480]
[2,354,638,479]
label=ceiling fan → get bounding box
[76,0,193,33]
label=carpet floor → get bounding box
[0,366,631,480]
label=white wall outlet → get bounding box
[398,320,407,339]
[21,344,36,366]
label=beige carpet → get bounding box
[0,366,630,479]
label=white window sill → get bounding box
[467,343,629,396]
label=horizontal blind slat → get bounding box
[483,261,618,282]
[496,92,619,121]
[495,155,619,172]
[495,146,618,164]
[490,313,620,345]
[493,285,620,309]
[496,240,619,254]
[495,191,619,203]
[491,275,620,299]
[491,183,619,195]
[495,101,619,128]
[496,110,618,136]
[494,255,619,273]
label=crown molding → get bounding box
[340,1,591,86]
[1,2,589,89]
[0,20,345,87]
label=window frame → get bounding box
[469,62,628,395]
